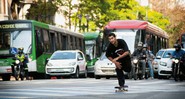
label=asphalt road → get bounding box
[0,78,185,99]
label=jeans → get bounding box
[147,60,154,78]
[140,60,146,77]
[115,68,125,87]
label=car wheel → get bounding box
[82,69,87,78]
[95,75,101,79]
[74,68,79,78]
[2,74,11,81]
[106,76,110,79]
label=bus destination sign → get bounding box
[0,23,30,29]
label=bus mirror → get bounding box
[86,55,91,61]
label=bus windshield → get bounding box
[0,30,32,55]
[85,40,96,60]
[112,29,138,53]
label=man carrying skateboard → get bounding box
[105,33,131,90]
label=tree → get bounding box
[26,0,58,24]
[148,0,185,47]
[73,0,169,32]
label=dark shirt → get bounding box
[172,50,185,58]
[106,39,130,63]
[132,49,147,60]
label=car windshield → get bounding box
[156,50,164,57]
[100,53,108,60]
[50,52,76,60]
[162,50,174,58]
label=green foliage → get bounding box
[26,0,57,24]
[26,0,170,33]
[72,0,169,32]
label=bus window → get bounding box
[61,34,67,50]
[35,29,44,58]
[0,33,10,49]
[50,33,56,52]
[42,29,50,52]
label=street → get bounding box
[0,78,185,99]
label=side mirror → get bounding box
[78,57,83,61]
[156,56,161,59]
[45,58,50,65]
[167,53,172,55]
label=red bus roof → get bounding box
[104,20,168,39]
[104,20,148,29]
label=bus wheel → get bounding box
[2,74,11,81]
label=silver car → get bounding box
[152,49,165,77]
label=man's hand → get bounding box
[114,61,122,69]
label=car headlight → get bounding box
[15,60,20,64]
[133,59,138,64]
[46,62,53,66]
[69,62,76,66]
[160,62,167,66]
[94,63,101,69]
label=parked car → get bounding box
[45,50,87,78]
[157,48,176,79]
[94,53,117,79]
[152,49,165,77]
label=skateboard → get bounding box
[115,85,128,92]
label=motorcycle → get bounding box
[132,56,146,80]
[172,57,184,81]
[12,57,25,81]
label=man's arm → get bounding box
[107,56,122,69]
[113,51,130,61]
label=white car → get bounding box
[94,53,117,79]
[45,50,87,78]
[152,49,165,77]
[157,48,175,78]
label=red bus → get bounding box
[102,20,169,54]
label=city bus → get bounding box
[102,20,169,54]
[84,32,102,77]
[0,20,85,81]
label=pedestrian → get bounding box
[143,44,155,79]
[144,34,152,50]
[105,33,131,89]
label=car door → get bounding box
[77,52,86,72]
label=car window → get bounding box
[162,50,174,58]
[156,50,164,57]
[50,52,76,60]
[77,52,84,59]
